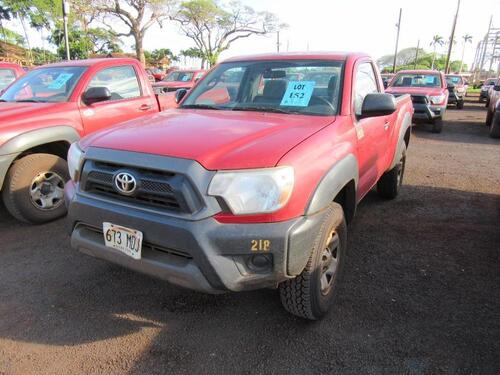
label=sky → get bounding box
[6,0,500,68]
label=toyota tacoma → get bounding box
[0,58,170,223]
[66,52,413,320]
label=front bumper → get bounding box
[65,181,325,294]
[412,103,446,121]
[447,92,464,104]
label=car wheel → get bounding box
[457,100,464,109]
[2,153,69,223]
[490,112,500,139]
[279,202,346,320]
[431,117,443,133]
[486,110,493,126]
[377,145,406,199]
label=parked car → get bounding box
[480,77,497,103]
[65,52,414,320]
[0,58,171,223]
[148,67,167,82]
[445,74,466,109]
[385,70,448,133]
[152,69,206,94]
[381,73,394,89]
[0,62,24,91]
[485,77,500,138]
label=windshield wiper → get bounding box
[181,104,222,110]
[14,99,47,103]
[231,106,297,114]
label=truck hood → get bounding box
[386,86,444,96]
[0,102,71,145]
[82,109,335,170]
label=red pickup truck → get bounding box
[151,69,206,94]
[0,62,24,91]
[385,70,449,133]
[65,52,413,320]
[0,58,169,223]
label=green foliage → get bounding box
[0,26,24,45]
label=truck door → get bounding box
[352,61,390,198]
[79,65,157,135]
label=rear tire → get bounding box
[490,112,500,139]
[457,100,464,109]
[279,202,347,320]
[431,118,443,133]
[377,144,406,199]
[2,154,69,224]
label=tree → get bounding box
[90,0,176,64]
[180,47,204,67]
[173,0,279,67]
[0,27,24,46]
[459,34,472,73]
[430,35,444,70]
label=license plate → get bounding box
[103,222,143,260]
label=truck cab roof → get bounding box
[222,52,370,63]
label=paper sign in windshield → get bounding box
[425,76,435,84]
[281,81,315,107]
[48,73,74,89]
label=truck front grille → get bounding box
[410,95,428,105]
[81,161,199,213]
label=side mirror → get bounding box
[83,87,111,105]
[175,88,188,104]
[360,93,396,118]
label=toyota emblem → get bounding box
[114,172,137,195]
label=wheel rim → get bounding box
[320,230,340,295]
[29,171,65,210]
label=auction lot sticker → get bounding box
[281,81,315,107]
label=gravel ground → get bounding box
[0,94,499,375]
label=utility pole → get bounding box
[276,31,280,53]
[414,39,420,69]
[392,8,402,73]
[62,0,71,60]
[445,0,460,73]
[478,16,493,80]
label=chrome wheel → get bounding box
[29,172,65,210]
[320,230,340,295]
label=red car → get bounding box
[152,69,206,94]
[66,52,413,320]
[0,62,24,91]
[445,74,466,109]
[0,58,170,223]
[385,70,449,133]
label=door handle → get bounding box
[139,104,153,111]
[384,121,390,130]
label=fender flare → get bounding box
[305,153,359,216]
[0,125,80,189]
[389,111,412,170]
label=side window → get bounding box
[354,62,379,117]
[87,66,141,101]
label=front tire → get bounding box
[377,145,406,199]
[490,112,500,139]
[431,117,443,133]
[2,154,69,223]
[485,110,493,126]
[279,202,347,320]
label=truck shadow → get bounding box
[0,185,499,373]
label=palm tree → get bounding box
[459,34,472,73]
[430,35,444,70]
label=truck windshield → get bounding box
[164,71,194,82]
[181,60,344,116]
[0,66,86,103]
[446,76,463,85]
[0,69,16,90]
[391,73,441,88]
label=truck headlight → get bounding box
[429,94,446,105]
[67,142,84,181]
[208,166,294,215]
